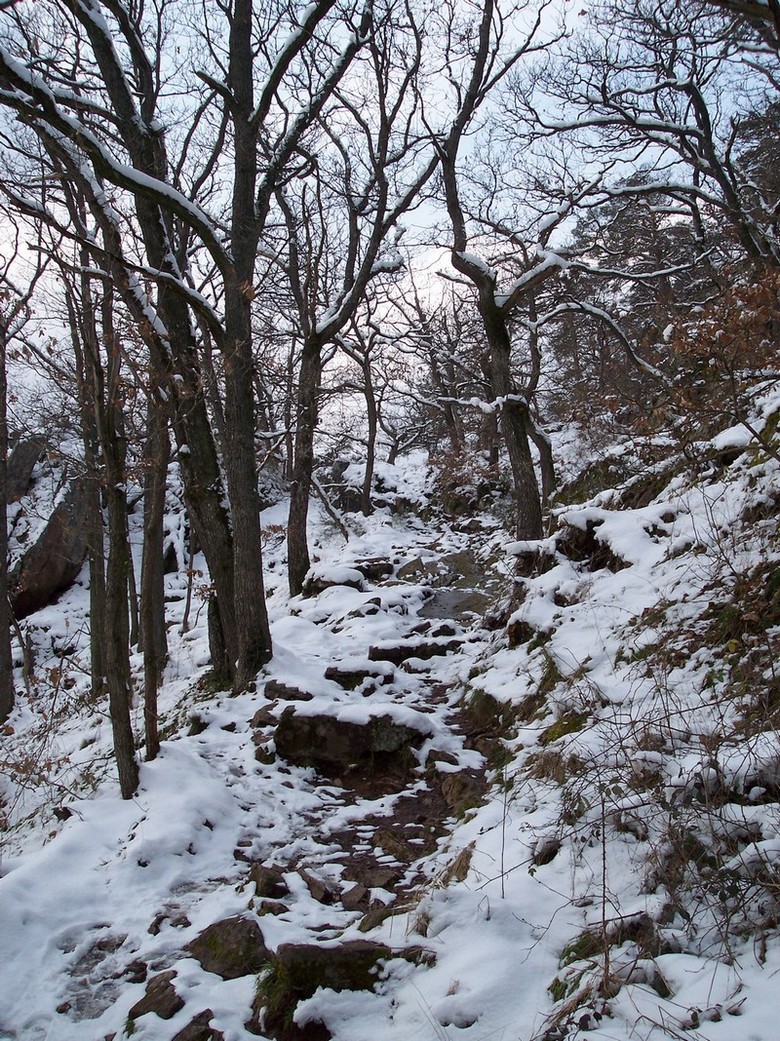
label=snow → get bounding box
[3,410,780,1041]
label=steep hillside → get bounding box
[2,398,780,1041]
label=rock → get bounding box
[7,436,46,501]
[396,557,436,581]
[555,518,628,573]
[302,566,364,597]
[186,916,270,980]
[340,884,370,911]
[367,638,462,665]
[324,663,394,691]
[373,826,417,862]
[440,771,486,816]
[274,708,430,776]
[10,478,91,619]
[264,680,314,702]
[250,940,413,1039]
[299,869,337,905]
[418,588,493,620]
[247,865,289,899]
[352,558,394,581]
[172,1009,224,1041]
[128,970,184,1022]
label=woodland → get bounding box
[1,2,780,1040]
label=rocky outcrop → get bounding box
[274,708,430,783]
[248,940,433,1041]
[172,1009,225,1041]
[127,970,184,1022]
[10,478,91,618]
[7,436,46,501]
[187,916,270,979]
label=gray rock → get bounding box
[186,916,270,979]
[274,709,430,774]
[172,1009,224,1041]
[128,970,184,1022]
[7,436,46,501]
[10,478,91,618]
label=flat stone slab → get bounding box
[275,708,430,772]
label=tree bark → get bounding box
[141,393,169,761]
[0,331,14,723]
[288,340,323,595]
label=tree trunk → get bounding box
[85,474,106,701]
[361,357,377,516]
[223,279,273,686]
[482,310,543,539]
[141,394,169,761]
[288,340,322,596]
[220,0,272,687]
[0,333,14,722]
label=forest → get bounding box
[1,1,780,1040]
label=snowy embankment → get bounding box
[2,416,780,1041]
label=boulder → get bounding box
[264,680,314,702]
[7,436,46,501]
[555,518,628,573]
[352,558,394,582]
[274,709,429,775]
[301,566,364,597]
[127,970,184,1022]
[10,478,91,618]
[440,770,486,816]
[247,864,289,899]
[249,940,430,1040]
[367,638,462,665]
[186,916,270,979]
[172,1009,224,1041]
[324,663,394,691]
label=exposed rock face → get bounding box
[172,1009,225,1041]
[274,708,430,777]
[248,940,430,1040]
[247,864,290,899]
[186,916,270,979]
[301,567,364,597]
[324,663,394,690]
[127,970,184,1022]
[10,478,91,618]
[7,436,46,501]
[352,558,394,581]
[367,638,462,665]
[555,517,628,573]
[264,680,314,702]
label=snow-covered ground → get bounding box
[2,409,780,1041]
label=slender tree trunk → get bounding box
[141,394,169,761]
[482,311,543,539]
[85,474,106,701]
[0,332,14,722]
[361,358,377,516]
[220,0,272,687]
[93,295,138,799]
[288,340,322,595]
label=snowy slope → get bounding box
[2,411,780,1041]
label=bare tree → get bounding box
[0,0,384,687]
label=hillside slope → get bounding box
[1,401,780,1041]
